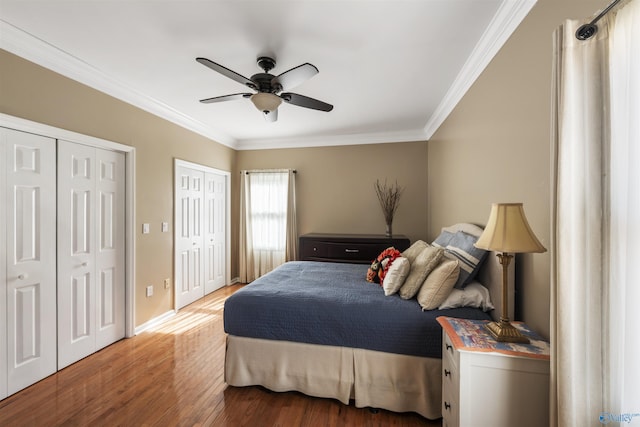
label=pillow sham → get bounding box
[437,281,495,312]
[382,257,411,296]
[416,259,459,310]
[401,240,428,264]
[442,230,488,289]
[441,222,484,238]
[398,245,443,299]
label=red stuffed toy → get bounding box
[366,247,401,285]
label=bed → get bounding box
[223,224,514,419]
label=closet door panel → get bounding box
[0,132,6,399]
[57,141,96,369]
[3,128,57,395]
[204,172,226,294]
[175,166,205,308]
[94,148,125,350]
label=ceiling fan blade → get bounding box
[281,92,333,112]
[196,57,256,89]
[263,109,278,123]
[272,63,318,91]
[199,93,252,104]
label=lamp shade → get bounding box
[474,203,546,253]
[250,92,282,113]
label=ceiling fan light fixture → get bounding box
[250,92,282,113]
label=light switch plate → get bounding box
[142,223,150,234]
[162,222,169,232]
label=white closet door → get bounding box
[57,140,125,369]
[204,172,226,294]
[0,131,7,399]
[175,166,205,308]
[57,141,95,368]
[2,128,57,395]
[94,148,125,351]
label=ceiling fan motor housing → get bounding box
[250,73,278,93]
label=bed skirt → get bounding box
[224,335,442,419]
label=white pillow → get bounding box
[382,257,411,296]
[437,281,495,312]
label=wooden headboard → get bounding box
[438,223,513,322]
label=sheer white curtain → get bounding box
[551,1,640,426]
[239,169,297,282]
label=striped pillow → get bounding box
[443,231,488,289]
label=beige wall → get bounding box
[237,142,429,243]
[428,0,608,338]
[0,50,236,326]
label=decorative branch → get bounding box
[374,179,404,225]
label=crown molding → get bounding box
[235,128,429,151]
[0,20,238,149]
[423,0,537,139]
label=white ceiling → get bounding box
[0,0,535,150]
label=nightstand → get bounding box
[437,317,550,427]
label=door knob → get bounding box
[82,262,88,267]
[18,274,27,280]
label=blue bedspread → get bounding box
[224,261,491,358]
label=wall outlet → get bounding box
[146,285,153,297]
[164,278,171,289]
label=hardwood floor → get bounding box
[0,284,441,426]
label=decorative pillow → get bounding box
[432,230,455,249]
[401,240,428,264]
[366,247,401,284]
[437,281,495,312]
[416,259,459,310]
[382,257,411,296]
[398,245,444,299]
[442,231,488,289]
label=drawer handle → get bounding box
[344,249,360,253]
[444,369,451,377]
[444,401,451,410]
[446,343,453,352]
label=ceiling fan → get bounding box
[196,56,333,122]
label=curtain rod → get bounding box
[242,169,296,174]
[576,0,622,40]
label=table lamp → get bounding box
[474,203,546,343]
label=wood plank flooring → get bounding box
[0,284,441,426]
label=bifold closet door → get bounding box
[175,166,205,308]
[0,128,57,397]
[204,172,226,294]
[57,140,125,369]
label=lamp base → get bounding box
[485,319,530,344]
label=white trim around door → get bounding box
[174,159,231,310]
